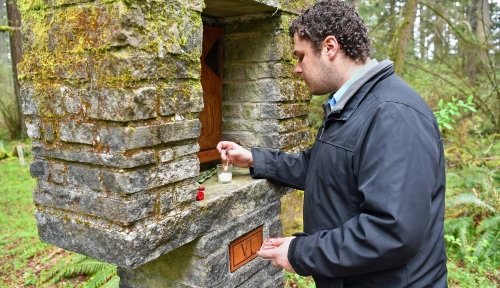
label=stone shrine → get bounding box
[18,0,314,286]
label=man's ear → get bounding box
[323,35,339,59]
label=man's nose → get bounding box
[294,64,302,74]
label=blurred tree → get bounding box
[0,0,23,139]
[390,0,419,74]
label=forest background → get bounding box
[0,0,498,287]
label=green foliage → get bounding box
[434,96,477,131]
[285,271,316,288]
[0,139,51,287]
[444,133,499,286]
[39,254,119,288]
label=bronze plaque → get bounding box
[229,226,263,272]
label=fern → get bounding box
[39,254,119,288]
[447,193,495,212]
[475,215,500,265]
[83,265,118,288]
[100,276,120,288]
[445,216,474,258]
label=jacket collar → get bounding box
[323,59,394,121]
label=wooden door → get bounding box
[198,25,223,164]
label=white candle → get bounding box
[218,172,232,183]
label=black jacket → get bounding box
[250,60,447,287]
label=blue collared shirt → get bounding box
[329,59,379,108]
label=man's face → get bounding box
[293,33,337,95]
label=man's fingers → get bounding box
[256,248,275,259]
[269,237,287,246]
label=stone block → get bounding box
[20,83,36,115]
[92,49,200,85]
[158,80,204,116]
[59,122,96,145]
[159,188,174,214]
[34,178,285,269]
[224,79,310,103]
[34,181,154,224]
[223,119,279,134]
[174,181,198,204]
[222,102,307,120]
[60,85,85,114]
[278,129,311,148]
[33,144,156,168]
[102,156,199,194]
[67,164,102,191]
[46,4,122,53]
[99,120,200,151]
[225,32,290,62]
[49,162,67,184]
[158,149,174,163]
[173,143,200,157]
[25,117,41,139]
[260,102,310,119]
[222,14,282,34]
[88,86,158,122]
[278,117,309,133]
[43,122,55,142]
[222,131,280,149]
[30,159,49,181]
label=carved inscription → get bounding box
[229,226,263,272]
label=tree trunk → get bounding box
[432,2,446,59]
[390,0,419,74]
[7,0,24,138]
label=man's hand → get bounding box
[216,141,253,168]
[257,237,295,272]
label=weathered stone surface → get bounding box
[34,181,154,224]
[222,131,279,149]
[35,176,289,268]
[92,49,200,84]
[59,122,96,145]
[222,102,309,120]
[225,61,294,81]
[158,149,174,162]
[32,142,156,169]
[172,143,200,157]
[101,156,199,194]
[25,117,41,139]
[225,32,291,62]
[117,199,285,287]
[99,120,201,151]
[66,164,102,191]
[49,162,66,184]
[158,80,204,116]
[19,83,36,115]
[30,159,49,181]
[88,86,158,122]
[224,79,309,102]
[174,181,198,204]
[278,117,309,133]
[159,188,174,214]
[43,122,55,142]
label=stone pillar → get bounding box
[222,13,311,152]
[19,0,206,268]
[18,0,313,287]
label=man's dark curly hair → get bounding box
[289,0,371,63]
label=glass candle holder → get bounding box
[217,164,233,184]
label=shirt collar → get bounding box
[329,59,379,108]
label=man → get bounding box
[217,1,447,287]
